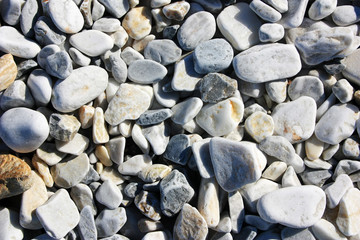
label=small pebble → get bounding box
[163,134,192,165]
[97,0,129,18]
[78,206,97,240]
[262,161,287,182]
[70,183,97,215]
[325,174,353,209]
[0,80,35,111]
[249,0,282,23]
[288,75,325,105]
[332,5,360,26]
[308,0,337,20]
[55,133,89,155]
[300,169,332,187]
[259,23,285,43]
[134,190,162,221]
[197,177,220,228]
[138,164,172,183]
[34,16,66,46]
[49,113,80,142]
[0,53,17,92]
[332,79,354,103]
[32,155,54,188]
[281,227,316,240]
[162,1,190,21]
[118,154,152,176]
[70,30,114,57]
[336,188,360,236]
[311,219,347,240]
[128,59,167,84]
[27,69,52,106]
[95,207,127,238]
[199,73,237,103]
[122,7,152,40]
[245,111,274,143]
[144,39,182,66]
[342,48,360,86]
[96,179,123,209]
[171,97,203,125]
[92,17,121,32]
[278,0,308,29]
[282,166,302,187]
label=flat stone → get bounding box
[52,66,108,113]
[135,190,162,221]
[278,0,308,29]
[0,54,17,92]
[78,206,97,240]
[332,5,360,26]
[93,107,109,144]
[138,164,172,183]
[160,169,194,217]
[171,97,203,125]
[98,0,129,18]
[332,79,354,103]
[144,40,182,66]
[300,169,332,187]
[51,153,89,188]
[288,76,325,105]
[249,0,282,23]
[20,171,47,230]
[49,113,80,141]
[123,6,152,40]
[109,52,127,84]
[34,16,67,46]
[199,73,237,103]
[325,174,353,209]
[259,23,285,43]
[44,51,73,79]
[191,138,214,179]
[272,96,317,143]
[31,155,54,188]
[95,207,127,238]
[196,97,244,137]
[177,11,216,51]
[120,47,144,66]
[197,177,220,228]
[0,26,41,58]
[128,59,167,84]
[210,138,266,192]
[262,161,287,182]
[336,188,360,236]
[342,49,360,86]
[163,134,192,165]
[312,219,347,240]
[136,109,173,126]
[173,203,208,240]
[0,80,35,111]
[217,3,262,51]
[315,103,359,145]
[132,124,151,154]
[36,189,80,239]
[55,133,89,155]
[0,108,49,153]
[70,183,97,215]
[70,30,114,57]
[48,0,84,34]
[92,17,121,32]
[142,121,170,155]
[233,43,302,83]
[95,180,122,209]
[118,154,152,176]
[245,112,274,143]
[257,185,326,228]
[36,142,66,166]
[1,0,22,25]
[105,136,125,165]
[27,69,52,106]
[0,207,24,240]
[308,0,337,20]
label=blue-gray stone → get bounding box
[0,80,35,111]
[136,109,173,126]
[78,205,97,240]
[244,215,275,231]
[98,0,129,18]
[128,59,168,84]
[20,0,40,37]
[124,182,142,198]
[163,25,180,39]
[281,227,316,240]
[34,16,67,46]
[16,60,38,78]
[1,0,22,25]
[233,226,257,240]
[109,51,127,83]
[100,234,130,240]
[37,44,61,69]
[255,231,281,240]
[159,169,195,217]
[144,39,182,66]
[193,38,233,74]
[199,73,238,103]
[288,76,325,106]
[323,60,346,75]
[333,159,360,179]
[192,0,222,13]
[81,165,100,185]
[27,69,53,106]
[163,134,192,165]
[45,51,73,79]
[300,169,332,187]
[95,208,127,238]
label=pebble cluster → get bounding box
[0,0,360,239]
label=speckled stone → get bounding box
[135,190,162,221]
[0,53,17,92]
[34,16,66,46]
[138,164,172,183]
[123,6,152,40]
[136,109,173,126]
[199,73,237,103]
[49,113,81,142]
[164,134,192,165]
[245,111,274,143]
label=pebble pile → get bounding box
[0,0,360,239]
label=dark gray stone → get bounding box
[37,44,61,69]
[199,73,238,103]
[45,51,73,79]
[16,60,38,78]
[49,113,81,141]
[159,169,194,217]
[144,39,182,66]
[193,0,223,13]
[244,215,275,231]
[34,16,67,46]
[78,205,97,240]
[233,226,257,240]
[300,169,332,187]
[163,134,192,165]
[124,182,142,198]
[20,0,40,37]
[281,227,315,240]
[163,25,180,39]
[81,165,100,185]
[128,59,167,84]
[136,109,173,126]
[96,207,127,238]
[323,61,346,75]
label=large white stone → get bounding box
[308,0,337,20]
[278,0,309,29]
[336,188,360,236]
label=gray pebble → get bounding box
[124,182,142,198]
[70,30,114,57]
[92,17,121,32]
[259,23,285,43]
[81,165,100,185]
[153,78,180,108]
[281,227,316,240]
[160,170,195,217]
[288,75,325,105]
[300,169,332,187]
[250,0,282,23]
[332,79,354,103]
[134,190,162,221]
[323,61,346,75]
[109,51,127,83]
[120,47,144,65]
[49,113,81,141]
[193,0,222,13]
[16,59,38,78]
[98,0,129,18]
[163,25,180,39]
[0,80,35,111]
[92,0,106,21]
[163,134,192,165]
[44,51,73,79]
[70,184,97,215]
[265,79,287,103]
[20,0,39,37]
[95,180,123,209]
[142,122,170,155]
[128,59,167,84]
[78,206,97,240]
[1,0,22,25]
[136,109,173,126]
[325,174,353,209]
[96,207,127,238]
[27,69,53,106]
[144,39,182,66]
[69,48,91,67]
[332,5,360,26]
[105,136,126,165]
[333,159,360,179]
[238,78,265,98]
[342,48,360,86]
[171,97,203,125]
[34,16,67,46]
[37,44,61,69]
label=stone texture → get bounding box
[49,113,80,141]
[134,190,162,221]
[199,73,237,103]
[95,207,127,238]
[336,188,360,236]
[162,1,190,21]
[123,7,152,40]
[0,53,17,92]
[128,59,167,84]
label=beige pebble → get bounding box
[93,107,109,144]
[96,162,104,174]
[55,133,90,155]
[95,145,112,166]
[79,105,95,129]
[133,34,155,52]
[100,166,126,185]
[305,134,324,161]
[245,111,274,143]
[0,53,17,92]
[138,164,172,183]
[197,177,220,228]
[336,188,360,237]
[123,6,152,40]
[119,120,133,137]
[32,154,54,188]
[162,0,190,21]
[262,161,287,182]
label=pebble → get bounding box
[177,11,216,51]
[95,207,127,238]
[0,108,49,153]
[55,133,89,155]
[162,1,190,21]
[332,5,360,27]
[34,16,67,46]
[163,134,192,165]
[173,203,208,240]
[342,48,360,85]
[70,183,97,215]
[1,0,22,26]
[259,23,285,43]
[288,75,325,105]
[144,39,182,66]
[105,136,126,165]
[70,30,114,57]
[123,7,152,40]
[233,43,302,83]
[49,113,80,141]
[199,73,237,103]
[334,160,360,180]
[278,0,308,29]
[138,218,164,233]
[228,191,245,233]
[210,138,266,192]
[198,177,220,228]
[44,51,73,79]
[92,17,121,32]
[311,219,347,240]
[257,185,326,228]
[332,79,354,103]
[138,164,172,183]
[245,111,274,143]
[191,138,214,179]
[315,103,359,145]
[32,155,54,188]
[36,189,80,239]
[93,107,109,144]
[152,9,172,33]
[78,206,97,240]
[196,97,244,137]
[128,59,167,84]
[217,3,262,51]
[281,227,316,240]
[193,0,222,13]
[136,109,172,126]
[171,97,203,125]
[193,39,233,74]
[110,27,129,49]
[79,105,95,129]
[265,79,288,103]
[0,80,35,111]
[343,137,360,159]
[0,207,24,240]
[27,69,52,106]
[262,161,287,182]
[336,188,360,236]
[95,145,112,167]
[249,0,282,23]
[100,167,125,185]
[163,25,180,39]
[300,169,332,187]
[69,47,91,67]
[308,0,337,20]
[119,154,152,176]
[159,169,194,217]
[16,59,37,79]
[0,53,17,92]
[325,174,353,209]
[264,0,287,13]
[134,190,162,221]
[96,179,123,209]
[121,47,144,65]
[305,134,324,160]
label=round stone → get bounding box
[144,39,182,66]
[27,69,53,106]
[245,111,274,143]
[288,76,325,105]
[122,6,152,40]
[128,59,168,84]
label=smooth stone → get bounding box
[144,40,181,67]
[217,3,262,51]
[228,191,245,233]
[0,26,41,58]
[300,169,332,187]
[334,160,360,179]
[92,17,121,32]
[110,27,129,49]
[136,109,173,126]
[95,145,112,167]
[162,1,190,21]
[105,83,152,125]
[109,52,127,84]
[238,79,264,98]
[132,124,151,154]
[332,79,354,103]
[55,133,89,155]
[308,0,337,20]
[37,44,60,69]
[1,0,22,25]
[98,0,129,18]
[93,107,109,144]
[233,43,301,83]
[193,38,233,74]
[173,204,208,240]
[281,227,316,240]
[81,165,100,185]
[171,54,203,91]
[245,111,274,143]
[36,189,80,239]
[265,79,288,103]
[249,0,282,23]
[282,166,302,187]
[122,6,152,40]
[215,211,232,233]
[37,142,66,166]
[163,25,180,39]
[288,76,325,105]
[257,185,326,228]
[0,108,49,153]
[78,206,97,240]
[160,169,195,217]
[120,47,144,66]
[192,138,214,179]
[142,231,171,240]
[138,218,164,233]
[192,0,222,13]
[52,66,108,113]
[315,103,359,145]
[171,97,203,125]
[119,154,152,176]
[343,137,360,159]
[151,0,170,8]
[92,0,105,21]
[199,73,237,103]
[44,51,73,79]
[0,80,35,111]
[259,23,285,43]
[142,122,170,155]
[0,53,17,92]
[164,134,192,165]
[322,144,339,161]
[332,5,360,26]
[134,190,162,221]
[34,16,67,46]
[31,155,54,188]
[70,30,114,57]
[304,158,332,170]
[151,8,172,33]
[27,69,52,106]
[264,0,287,13]
[128,59,167,84]
[96,207,127,238]
[323,60,346,75]
[262,161,287,182]
[51,153,90,188]
[197,177,220,228]
[177,11,216,51]
[342,48,360,86]
[305,134,324,160]
[69,47,91,67]
[70,184,97,215]
[79,0,93,27]
[48,0,84,34]
[153,78,180,108]
[196,97,244,137]
[210,138,266,192]
[336,188,360,236]
[96,180,122,209]
[49,113,80,141]
[312,219,347,240]
[325,174,353,209]
[272,96,317,143]
[0,207,24,240]
[245,215,274,231]
[278,0,309,29]
[100,167,125,185]
[105,136,125,165]
[138,164,172,183]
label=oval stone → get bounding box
[128,59,167,84]
[0,108,49,153]
[257,185,326,228]
[51,66,108,113]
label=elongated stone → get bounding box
[128,60,167,84]
[336,188,360,236]
[70,30,114,57]
[0,54,17,92]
